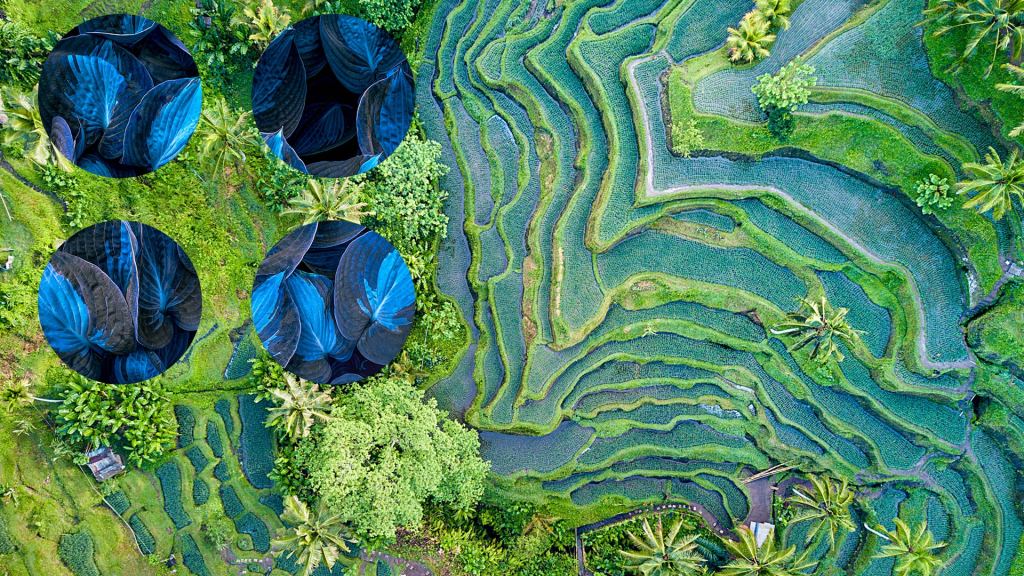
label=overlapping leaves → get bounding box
[39,14,201,177]
[251,221,415,384]
[252,15,413,177]
[38,221,202,383]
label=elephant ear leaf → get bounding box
[356,64,413,159]
[76,14,157,46]
[253,30,307,139]
[286,271,352,383]
[132,26,199,84]
[292,19,325,78]
[333,233,415,365]
[306,154,378,178]
[302,221,365,276]
[121,77,202,170]
[133,223,202,349]
[252,271,301,368]
[320,15,405,95]
[290,103,351,156]
[38,251,135,380]
[59,220,139,320]
[110,349,162,383]
[256,223,317,282]
[50,116,81,163]
[262,129,309,173]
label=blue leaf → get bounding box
[110,349,162,383]
[262,129,309,173]
[306,155,378,178]
[121,77,202,170]
[303,221,366,276]
[50,116,78,162]
[252,271,301,367]
[333,233,415,365]
[290,103,351,156]
[75,14,157,46]
[132,26,199,84]
[38,251,135,380]
[132,223,202,349]
[286,271,353,383]
[292,18,325,78]
[356,64,413,159]
[77,154,144,178]
[256,223,316,282]
[320,15,405,95]
[59,220,139,321]
[252,30,307,139]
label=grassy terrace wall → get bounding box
[421,0,1024,573]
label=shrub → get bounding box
[128,514,155,555]
[57,532,100,576]
[233,512,271,553]
[236,534,254,551]
[104,490,131,516]
[188,0,254,90]
[238,395,275,489]
[671,119,705,158]
[214,460,231,482]
[207,420,225,458]
[220,484,245,518]
[201,513,234,549]
[215,398,235,436]
[175,405,197,448]
[186,445,211,473]
[0,514,16,554]
[915,173,954,215]
[248,563,263,573]
[194,477,211,506]
[181,533,211,576]
[753,61,815,139]
[156,461,192,529]
[377,561,393,576]
[0,21,54,87]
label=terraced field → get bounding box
[418,0,1024,573]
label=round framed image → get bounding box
[38,14,202,178]
[252,15,414,178]
[251,221,415,384]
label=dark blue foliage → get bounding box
[39,14,200,177]
[252,15,412,177]
[38,221,201,384]
[251,222,414,384]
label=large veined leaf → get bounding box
[38,251,135,380]
[78,154,144,178]
[121,77,202,170]
[262,129,309,174]
[356,64,413,159]
[252,271,301,367]
[256,223,317,282]
[286,271,353,382]
[320,14,405,95]
[132,223,202,349]
[59,220,139,320]
[306,155,379,178]
[253,30,307,139]
[110,348,162,383]
[50,116,81,163]
[132,26,199,84]
[333,233,415,365]
[290,103,351,156]
[303,221,366,276]
[75,14,157,46]
[42,55,125,145]
[292,19,326,79]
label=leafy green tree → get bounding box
[294,376,489,542]
[996,63,1024,137]
[787,475,855,548]
[771,296,863,364]
[284,179,369,225]
[275,496,351,576]
[923,0,1024,76]
[619,515,705,576]
[0,87,73,170]
[54,373,176,466]
[756,0,793,30]
[914,174,954,215]
[727,12,776,64]
[0,21,54,88]
[249,352,288,402]
[188,0,253,88]
[233,0,291,49]
[958,146,1024,220]
[265,374,332,441]
[869,518,946,576]
[346,0,425,33]
[671,119,705,158]
[718,525,814,576]
[197,97,256,177]
[752,61,815,139]
[200,511,234,549]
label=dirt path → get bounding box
[362,549,432,576]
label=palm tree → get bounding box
[756,0,793,30]
[996,64,1024,137]
[770,296,863,364]
[197,97,256,176]
[958,146,1024,220]
[923,0,1024,76]
[283,179,370,225]
[727,12,776,64]
[1,377,61,412]
[620,515,705,576]
[0,87,73,170]
[787,475,855,548]
[234,0,291,49]
[266,374,332,441]
[276,496,351,576]
[868,518,946,576]
[718,525,814,576]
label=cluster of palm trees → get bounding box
[923,0,1024,76]
[771,296,863,365]
[726,0,793,64]
[618,475,945,576]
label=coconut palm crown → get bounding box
[620,515,706,576]
[958,146,1024,220]
[787,475,856,548]
[771,296,863,364]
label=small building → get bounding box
[86,447,125,481]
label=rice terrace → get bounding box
[1,0,1024,575]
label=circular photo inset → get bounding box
[252,15,414,178]
[38,14,202,178]
[252,222,415,384]
[38,221,202,384]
